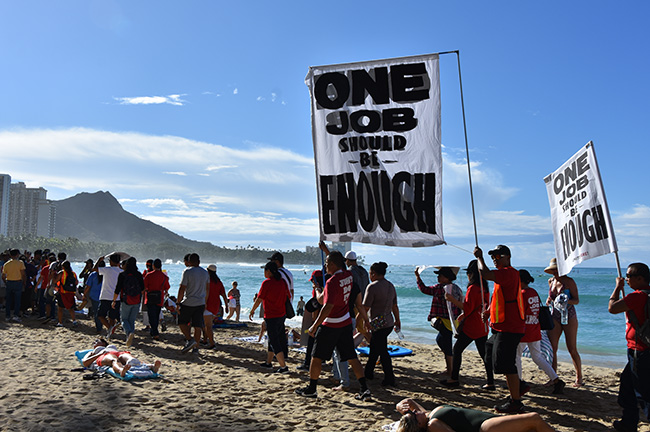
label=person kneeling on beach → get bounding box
[81,338,161,378]
[294,250,372,401]
[395,398,555,432]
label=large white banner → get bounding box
[544,141,617,275]
[306,54,443,247]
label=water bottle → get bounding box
[288,330,294,346]
[396,330,405,340]
[555,293,569,325]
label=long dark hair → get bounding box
[124,257,138,274]
[264,261,282,281]
[466,260,489,291]
[208,269,221,284]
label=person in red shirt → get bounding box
[608,262,650,432]
[203,264,228,348]
[249,261,291,373]
[515,269,565,395]
[143,259,170,341]
[441,259,493,389]
[294,250,371,401]
[474,245,526,414]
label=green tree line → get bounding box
[0,235,322,264]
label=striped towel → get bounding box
[521,331,554,365]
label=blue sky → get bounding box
[1,1,648,268]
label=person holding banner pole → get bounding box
[544,258,583,388]
[415,267,462,380]
[295,251,372,401]
[474,245,526,414]
[441,259,494,389]
[608,262,650,432]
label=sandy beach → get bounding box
[0,315,647,432]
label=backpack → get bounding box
[123,273,142,297]
[628,290,650,347]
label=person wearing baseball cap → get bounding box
[474,244,526,413]
[415,265,463,381]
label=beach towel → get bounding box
[521,331,553,365]
[234,335,267,344]
[74,350,160,381]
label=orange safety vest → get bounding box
[490,270,525,324]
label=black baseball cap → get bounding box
[488,245,511,257]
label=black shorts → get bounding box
[98,299,120,320]
[488,331,523,374]
[312,324,357,362]
[265,316,287,355]
[179,304,205,328]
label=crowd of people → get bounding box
[1,244,648,431]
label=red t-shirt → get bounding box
[322,270,354,328]
[143,270,170,306]
[206,278,225,315]
[258,278,289,319]
[462,283,489,340]
[521,287,542,343]
[490,266,525,334]
[39,266,50,290]
[624,289,649,351]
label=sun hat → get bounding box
[544,258,558,274]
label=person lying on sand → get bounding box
[81,338,161,378]
[395,398,555,432]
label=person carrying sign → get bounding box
[474,245,526,414]
[608,262,650,432]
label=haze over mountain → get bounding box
[54,191,207,247]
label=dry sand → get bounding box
[0,315,647,432]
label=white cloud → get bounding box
[233,88,238,95]
[257,96,265,101]
[114,94,187,106]
[205,165,237,172]
[1,127,646,267]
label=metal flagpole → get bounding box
[586,141,623,278]
[440,50,487,329]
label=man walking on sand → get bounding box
[177,253,209,354]
[608,262,650,432]
[295,250,372,401]
[474,245,526,414]
[94,254,123,338]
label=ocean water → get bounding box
[73,261,629,369]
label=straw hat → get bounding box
[544,258,558,274]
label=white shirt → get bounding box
[279,267,294,300]
[98,266,124,301]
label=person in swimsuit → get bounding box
[81,338,161,377]
[544,258,583,387]
[395,398,555,432]
[226,281,241,322]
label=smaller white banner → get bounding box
[544,141,617,276]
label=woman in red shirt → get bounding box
[441,260,493,389]
[249,261,290,373]
[202,264,228,348]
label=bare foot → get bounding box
[572,379,584,388]
[120,363,131,377]
[152,360,161,374]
